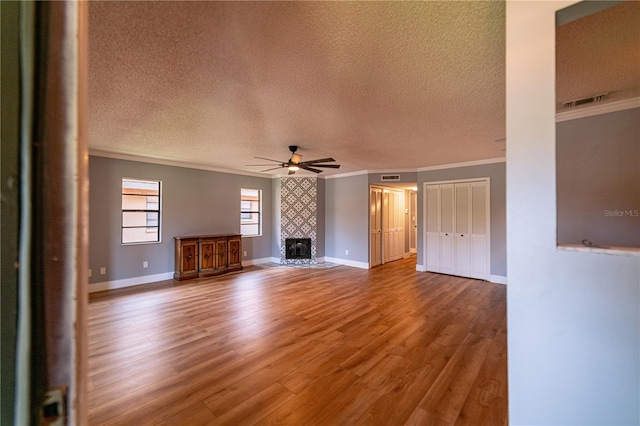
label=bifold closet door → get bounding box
[392,190,405,261]
[454,183,471,277]
[410,191,417,252]
[425,180,489,280]
[426,185,440,272]
[438,184,455,274]
[470,182,488,279]
[370,187,382,267]
[383,189,404,263]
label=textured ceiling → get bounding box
[88,1,636,177]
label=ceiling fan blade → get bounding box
[260,167,284,172]
[254,156,284,163]
[299,164,323,173]
[288,169,296,175]
[245,163,283,166]
[305,164,341,168]
[302,157,335,164]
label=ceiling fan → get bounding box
[248,145,340,175]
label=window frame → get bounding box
[121,178,162,245]
[240,188,262,237]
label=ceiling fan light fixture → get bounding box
[250,146,340,174]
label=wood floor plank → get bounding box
[156,402,216,426]
[210,382,295,425]
[87,257,507,425]
[418,333,493,424]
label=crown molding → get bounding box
[417,157,506,172]
[324,170,370,179]
[89,149,270,178]
[90,149,508,180]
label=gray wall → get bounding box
[89,156,273,284]
[325,174,369,263]
[557,107,640,247]
[316,178,326,258]
[417,162,507,277]
[271,177,281,259]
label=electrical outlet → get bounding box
[42,387,66,425]
[88,269,92,278]
[345,249,349,256]
[100,267,106,275]
[243,251,247,257]
[143,261,148,268]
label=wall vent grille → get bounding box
[381,175,401,181]
[561,92,608,109]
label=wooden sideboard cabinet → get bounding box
[174,234,243,281]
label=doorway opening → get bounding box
[370,184,417,268]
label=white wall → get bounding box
[506,1,640,424]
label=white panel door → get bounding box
[383,189,404,263]
[439,184,455,275]
[410,191,417,252]
[454,183,471,277]
[370,187,382,267]
[394,190,405,259]
[426,185,440,272]
[470,181,489,279]
[383,190,391,263]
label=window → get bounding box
[122,178,161,244]
[241,188,261,236]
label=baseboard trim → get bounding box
[489,275,507,285]
[243,257,280,266]
[414,266,506,284]
[89,272,174,293]
[324,257,370,269]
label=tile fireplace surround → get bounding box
[280,177,317,264]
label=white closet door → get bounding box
[394,190,405,259]
[382,190,391,263]
[424,179,490,280]
[426,185,440,272]
[410,191,417,252]
[470,182,488,279]
[439,184,455,275]
[390,191,398,260]
[454,183,471,277]
[383,189,404,263]
[370,187,382,267]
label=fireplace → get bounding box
[285,238,312,260]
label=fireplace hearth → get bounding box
[285,238,312,260]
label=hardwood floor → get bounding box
[87,257,507,425]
